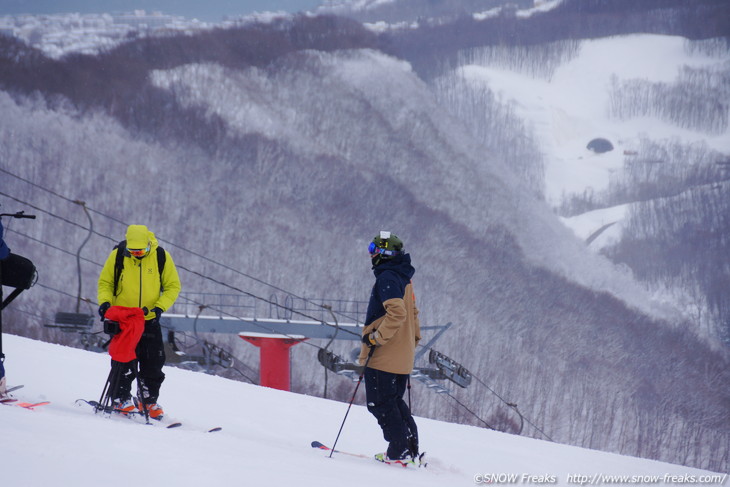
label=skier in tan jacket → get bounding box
[359,231,421,466]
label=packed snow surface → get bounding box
[1,334,722,486]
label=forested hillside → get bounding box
[381,0,730,78]
[0,2,728,472]
[388,0,730,344]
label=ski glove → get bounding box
[141,307,163,322]
[362,331,381,348]
[98,302,111,321]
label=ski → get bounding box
[0,385,25,403]
[376,452,427,468]
[311,440,370,459]
[311,440,427,468]
[1,398,50,409]
[75,399,221,432]
[76,399,181,428]
[16,401,51,410]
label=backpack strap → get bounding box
[112,240,166,296]
[156,246,166,275]
[156,246,166,292]
[112,240,126,297]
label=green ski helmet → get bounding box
[369,231,404,267]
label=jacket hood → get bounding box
[373,253,415,280]
[126,224,153,249]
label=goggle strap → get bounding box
[368,241,400,257]
[369,246,399,257]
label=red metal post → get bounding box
[240,335,305,391]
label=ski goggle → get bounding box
[368,242,399,257]
[127,245,150,257]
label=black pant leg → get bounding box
[136,319,166,403]
[396,389,419,456]
[365,367,412,459]
[110,359,136,401]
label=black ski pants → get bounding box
[112,319,166,404]
[364,367,419,459]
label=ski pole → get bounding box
[98,361,123,413]
[329,346,375,458]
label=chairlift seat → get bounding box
[48,312,94,332]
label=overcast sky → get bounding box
[0,0,327,22]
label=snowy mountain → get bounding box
[0,0,728,474]
[0,9,295,59]
[0,11,213,59]
[436,33,730,340]
[2,334,725,486]
[453,34,730,203]
[316,0,540,26]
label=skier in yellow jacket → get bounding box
[97,224,181,419]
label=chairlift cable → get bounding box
[470,370,554,442]
[0,187,358,341]
[1,167,362,324]
[3,172,505,425]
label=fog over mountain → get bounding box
[1,0,728,472]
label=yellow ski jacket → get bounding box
[97,226,181,320]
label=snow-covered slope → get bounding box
[453,34,730,336]
[459,34,730,207]
[1,334,722,486]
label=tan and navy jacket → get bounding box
[358,253,421,375]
